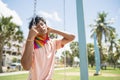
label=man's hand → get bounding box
[28,26,39,40]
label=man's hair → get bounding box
[29,15,46,29]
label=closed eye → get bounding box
[40,23,44,26]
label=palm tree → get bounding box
[61,50,73,67]
[107,29,117,68]
[0,16,23,73]
[113,39,120,68]
[49,33,58,39]
[87,43,95,68]
[116,39,120,58]
[90,11,115,64]
[107,28,120,69]
[70,41,79,58]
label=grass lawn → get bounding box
[0,74,28,80]
[0,67,120,80]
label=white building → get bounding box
[2,41,24,67]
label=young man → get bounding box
[21,15,75,80]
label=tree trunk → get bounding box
[0,39,4,73]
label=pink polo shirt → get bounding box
[22,39,63,80]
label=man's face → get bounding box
[36,20,47,35]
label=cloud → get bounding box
[38,11,62,22]
[0,1,22,26]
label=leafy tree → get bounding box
[60,41,79,67]
[113,39,120,68]
[49,33,58,39]
[61,50,73,67]
[70,41,79,58]
[0,16,23,73]
[90,11,115,64]
[107,29,118,68]
[87,43,95,68]
[12,58,17,63]
[114,39,120,59]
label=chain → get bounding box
[63,0,66,80]
[33,0,37,25]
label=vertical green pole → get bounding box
[76,0,89,80]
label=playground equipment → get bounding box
[76,0,89,80]
[32,0,90,80]
[94,33,101,75]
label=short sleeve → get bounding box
[21,44,25,56]
[54,39,64,50]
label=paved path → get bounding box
[0,68,119,77]
[0,71,28,76]
[59,71,120,77]
[0,67,69,76]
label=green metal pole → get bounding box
[76,0,89,80]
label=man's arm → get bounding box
[48,27,75,46]
[21,28,38,70]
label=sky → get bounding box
[1,0,120,43]
[0,0,120,57]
